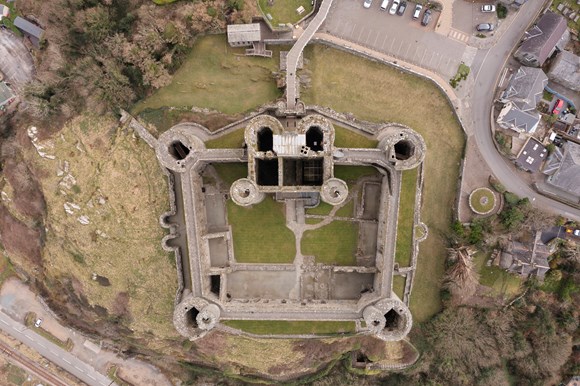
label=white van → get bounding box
[380,0,389,11]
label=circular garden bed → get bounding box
[469,187,496,215]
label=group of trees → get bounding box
[15,0,248,123]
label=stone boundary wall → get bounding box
[455,157,467,222]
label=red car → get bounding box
[552,99,564,115]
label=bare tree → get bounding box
[444,246,479,303]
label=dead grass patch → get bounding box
[22,115,178,339]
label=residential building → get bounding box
[496,101,541,134]
[543,141,580,201]
[13,16,45,48]
[548,50,580,92]
[500,66,548,111]
[515,137,548,172]
[514,11,569,67]
[499,231,552,280]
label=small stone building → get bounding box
[13,16,45,48]
[226,23,261,47]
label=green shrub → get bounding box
[206,6,217,17]
[496,4,508,19]
[504,192,521,206]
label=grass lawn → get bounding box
[473,252,522,297]
[132,35,281,115]
[334,126,378,149]
[222,320,356,335]
[305,201,334,215]
[258,0,314,26]
[303,45,465,322]
[206,128,245,149]
[393,275,406,300]
[302,221,358,265]
[334,165,380,182]
[335,198,354,217]
[212,163,248,186]
[395,169,418,267]
[227,196,296,263]
[0,1,22,35]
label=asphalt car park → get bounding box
[321,0,468,79]
[452,1,498,35]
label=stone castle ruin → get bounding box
[130,0,426,341]
[129,102,426,342]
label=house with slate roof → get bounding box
[543,141,580,203]
[514,11,569,67]
[497,66,547,135]
[548,50,580,92]
[499,231,552,280]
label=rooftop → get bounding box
[496,101,541,134]
[516,11,568,66]
[227,23,262,43]
[515,137,548,172]
[546,141,580,198]
[502,66,548,112]
[0,82,15,107]
[499,231,551,280]
[548,50,580,92]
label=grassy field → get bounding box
[132,35,281,115]
[305,201,334,215]
[303,45,465,322]
[205,129,245,149]
[258,0,313,26]
[22,115,178,339]
[334,165,379,182]
[334,126,378,148]
[222,320,356,335]
[473,252,522,298]
[335,198,354,217]
[392,275,406,300]
[395,169,418,267]
[302,221,358,265]
[212,163,248,185]
[227,196,296,263]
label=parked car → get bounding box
[380,0,389,10]
[481,4,496,12]
[389,0,400,14]
[412,4,422,19]
[421,9,432,26]
[34,318,43,328]
[552,99,564,115]
[574,229,580,236]
[397,1,407,15]
[476,23,495,32]
[363,0,373,9]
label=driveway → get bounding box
[321,0,470,79]
[0,30,34,89]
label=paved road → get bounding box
[0,310,116,386]
[470,1,580,221]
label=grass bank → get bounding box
[303,44,465,322]
[223,320,356,335]
[133,35,281,115]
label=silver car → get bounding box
[476,23,495,32]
